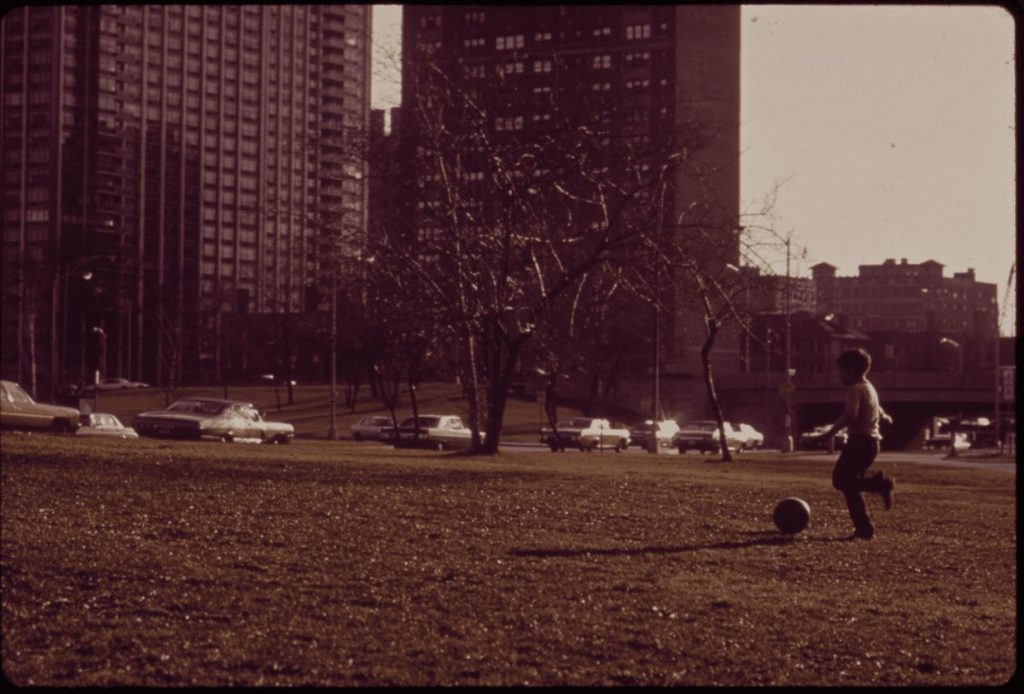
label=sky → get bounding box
[370,4,1017,335]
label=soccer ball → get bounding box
[773,497,811,534]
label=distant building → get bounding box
[1,5,372,393]
[400,5,741,377]
[742,311,871,376]
[368,107,402,247]
[812,258,998,336]
[735,266,816,315]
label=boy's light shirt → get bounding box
[843,380,884,439]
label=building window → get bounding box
[626,24,651,40]
[496,35,524,51]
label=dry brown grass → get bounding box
[1,433,1015,686]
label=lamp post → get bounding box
[90,326,107,413]
[52,255,116,399]
[782,234,794,453]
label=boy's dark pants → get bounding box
[832,434,884,534]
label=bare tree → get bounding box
[380,50,735,454]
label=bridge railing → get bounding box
[714,369,1005,398]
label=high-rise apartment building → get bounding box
[1,5,371,395]
[399,5,741,378]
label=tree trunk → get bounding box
[700,316,733,462]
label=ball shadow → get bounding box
[509,532,851,558]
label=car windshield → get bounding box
[558,419,596,428]
[166,400,227,415]
[687,422,718,432]
[2,383,33,404]
[400,416,441,428]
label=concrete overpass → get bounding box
[712,369,1014,450]
[532,367,1014,452]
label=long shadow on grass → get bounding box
[510,532,853,558]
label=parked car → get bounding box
[628,419,680,449]
[731,422,765,450]
[350,415,394,441]
[923,431,970,451]
[382,414,481,451]
[673,420,743,454]
[798,425,848,451]
[0,380,81,433]
[82,377,150,393]
[77,412,139,439]
[540,417,630,452]
[133,397,294,443]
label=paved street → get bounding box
[499,442,1016,473]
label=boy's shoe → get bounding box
[880,476,895,511]
[846,528,874,541]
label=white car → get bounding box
[628,419,680,449]
[383,414,482,451]
[82,377,150,393]
[77,413,139,439]
[133,398,294,444]
[731,422,764,450]
[674,420,743,454]
[540,417,631,452]
[350,415,394,441]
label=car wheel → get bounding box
[277,435,291,445]
[436,441,446,451]
[220,433,234,443]
[614,440,626,452]
[51,418,74,434]
[353,432,362,441]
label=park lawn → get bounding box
[0,433,1015,686]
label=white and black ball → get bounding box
[773,497,811,534]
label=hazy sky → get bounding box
[370,4,1016,335]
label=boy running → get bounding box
[814,348,895,540]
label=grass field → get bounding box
[1,433,1016,686]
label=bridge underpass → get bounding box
[712,370,1011,451]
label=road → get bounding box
[499,442,1016,473]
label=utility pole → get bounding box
[994,262,1014,452]
[649,176,666,454]
[782,233,794,453]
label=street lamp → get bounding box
[782,234,794,453]
[51,255,116,399]
[90,326,107,413]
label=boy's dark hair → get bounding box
[837,348,872,375]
